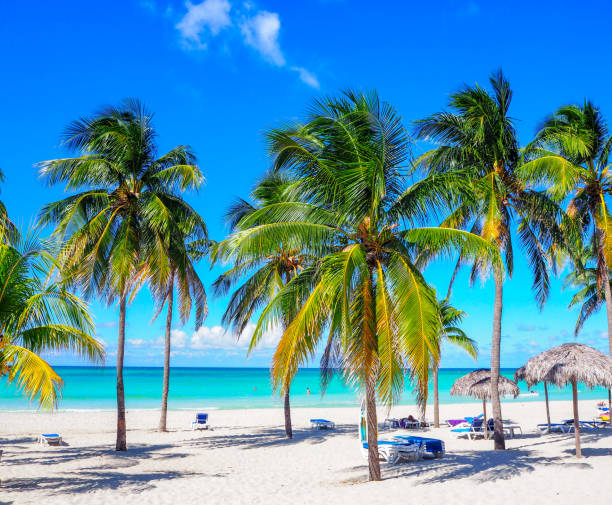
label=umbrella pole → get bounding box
[544,382,551,432]
[572,378,581,458]
[483,399,488,439]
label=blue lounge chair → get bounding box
[38,433,62,446]
[392,435,445,458]
[359,405,422,464]
[451,418,491,439]
[191,413,209,430]
[563,419,606,429]
[537,423,573,433]
[310,418,335,430]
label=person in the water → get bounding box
[306,388,311,395]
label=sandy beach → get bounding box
[1,400,611,505]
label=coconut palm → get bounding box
[0,170,18,244]
[0,231,104,409]
[149,212,208,432]
[37,99,204,450]
[431,297,477,428]
[212,172,308,439]
[521,101,612,402]
[564,247,611,336]
[414,70,566,449]
[218,91,500,480]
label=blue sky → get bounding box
[1,0,610,368]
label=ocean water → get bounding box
[0,367,608,411]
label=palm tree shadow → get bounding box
[187,424,356,450]
[364,448,593,484]
[2,442,191,468]
[2,470,216,494]
[1,441,207,496]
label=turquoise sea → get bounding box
[1,367,609,411]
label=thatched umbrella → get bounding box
[450,369,520,438]
[515,362,553,433]
[516,343,612,458]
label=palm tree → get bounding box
[219,91,500,480]
[521,101,612,410]
[212,172,308,439]
[37,99,203,450]
[414,70,565,449]
[149,210,208,432]
[431,297,477,428]
[0,230,104,408]
[0,169,18,244]
[564,247,611,336]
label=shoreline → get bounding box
[1,397,608,415]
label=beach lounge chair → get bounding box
[451,418,490,439]
[359,405,422,465]
[564,419,606,430]
[392,435,445,458]
[537,423,573,434]
[38,434,62,446]
[310,419,335,430]
[191,413,209,430]
[399,417,420,429]
[446,413,483,427]
[383,418,400,429]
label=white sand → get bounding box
[1,400,611,504]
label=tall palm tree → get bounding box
[0,230,104,408]
[0,169,18,244]
[564,247,611,336]
[219,91,500,480]
[37,99,203,450]
[213,172,309,439]
[431,297,477,428]
[149,211,208,432]
[521,101,612,410]
[414,70,565,449]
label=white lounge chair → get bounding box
[359,405,423,465]
[38,434,62,446]
[310,418,335,430]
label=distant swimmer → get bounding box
[253,387,257,391]
[306,387,311,395]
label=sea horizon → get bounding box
[2,366,608,412]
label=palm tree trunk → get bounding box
[283,387,293,439]
[363,266,380,481]
[433,366,440,428]
[490,272,505,450]
[599,241,612,424]
[571,378,581,458]
[365,375,380,481]
[544,382,551,432]
[483,399,488,439]
[159,274,174,432]
[116,293,127,451]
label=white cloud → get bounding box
[240,11,285,66]
[127,338,149,347]
[168,1,319,87]
[171,328,188,348]
[291,66,319,88]
[176,0,232,49]
[189,323,281,350]
[125,323,281,352]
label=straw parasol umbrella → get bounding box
[450,369,520,438]
[516,343,612,458]
[515,362,553,433]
